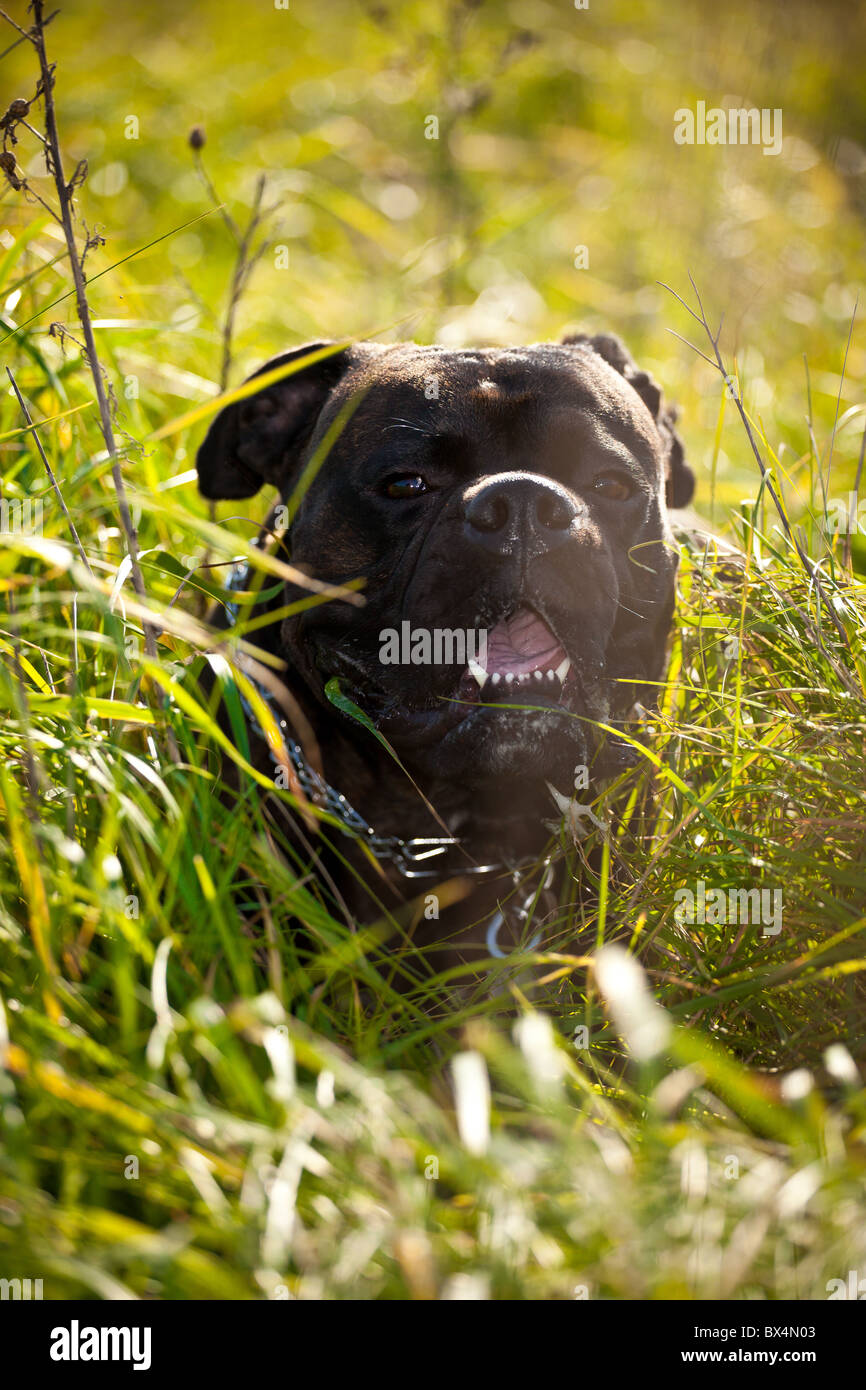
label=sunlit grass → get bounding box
[1,0,865,1300]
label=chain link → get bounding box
[222,560,502,879]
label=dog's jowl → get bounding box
[197,333,693,966]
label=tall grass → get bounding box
[0,0,865,1300]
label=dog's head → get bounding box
[197,335,693,792]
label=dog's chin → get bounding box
[410,705,589,787]
[360,665,590,784]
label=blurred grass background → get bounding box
[1,0,866,1301]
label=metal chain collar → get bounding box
[486,859,555,957]
[222,559,504,880]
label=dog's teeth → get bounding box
[468,657,488,689]
[533,670,543,681]
[555,657,571,683]
[505,672,515,684]
[491,672,501,685]
[546,669,555,681]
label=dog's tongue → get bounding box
[485,607,566,677]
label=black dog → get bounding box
[197,333,693,969]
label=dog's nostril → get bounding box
[536,490,575,530]
[465,491,510,533]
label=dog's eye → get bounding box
[592,472,634,501]
[383,474,428,499]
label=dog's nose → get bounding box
[463,472,579,555]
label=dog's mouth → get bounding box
[318,602,586,756]
[454,605,574,706]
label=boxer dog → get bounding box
[196,333,693,977]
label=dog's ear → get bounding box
[196,342,352,500]
[562,332,695,509]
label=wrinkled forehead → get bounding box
[317,343,662,465]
